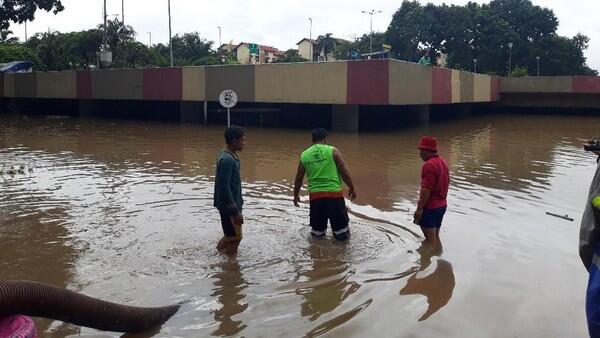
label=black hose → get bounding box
[0,280,180,333]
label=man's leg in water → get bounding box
[331,198,350,241]
[217,211,241,253]
[421,227,438,245]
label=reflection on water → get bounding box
[0,114,596,337]
[211,260,247,337]
[400,241,455,321]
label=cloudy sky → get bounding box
[11,0,600,70]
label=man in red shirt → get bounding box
[414,136,450,244]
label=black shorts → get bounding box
[309,198,350,241]
[420,206,447,229]
[219,211,242,240]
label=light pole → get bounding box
[536,56,540,76]
[362,9,382,54]
[148,32,152,47]
[217,26,222,48]
[102,0,108,51]
[473,58,478,73]
[309,18,313,61]
[508,42,513,76]
[168,0,173,67]
[122,0,125,28]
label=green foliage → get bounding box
[0,44,44,70]
[385,0,597,75]
[316,33,335,61]
[510,65,529,77]
[0,0,64,32]
[273,49,307,63]
[153,32,216,66]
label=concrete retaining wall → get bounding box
[389,60,432,105]
[37,71,76,99]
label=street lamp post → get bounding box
[218,26,222,48]
[168,0,173,67]
[362,9,382,54]
[309,18,313,61]
[473,58,478,73]
[536,56,540,76]
[508,42,514,76]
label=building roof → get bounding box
[235,42,281,53]
[218,43,237,51]
[297,37,351,46]
[297,38,318,45]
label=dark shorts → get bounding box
[310,198,350,241]
[219,211,242,240]
[420,206,447,229]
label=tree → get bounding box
[273,49,307,63]
[316,33,335,61]
[386,0,597,75]
[153,32,216,66]
[0,44,44,70]
[0,0,64,34]
[26,31,67,70]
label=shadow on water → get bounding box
[400,241,455,322]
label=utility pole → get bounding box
[168,0,173,67]
[508,42,513,76]
[362,9,381,54]
[103,0,107,51]
[218,26,222,48]
[24,21,28,42]
[309,18,313,61]
[536,56,540,76]
[148,32,152,47]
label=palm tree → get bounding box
[316,33,335,61]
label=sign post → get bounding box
[219,89,238,127]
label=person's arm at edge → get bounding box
[333,148,356,200]
[294,161,306,207]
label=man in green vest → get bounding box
[293,128,357,241]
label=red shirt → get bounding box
[421,155,449,209]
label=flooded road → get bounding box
[0,114,597,337]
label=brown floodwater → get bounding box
[0,113,597,337]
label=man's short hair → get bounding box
[225,126,244,145]
[312,128,328,143]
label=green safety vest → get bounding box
[300,144,342,193]
[593,196,600,209]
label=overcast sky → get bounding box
[11,0,600,70]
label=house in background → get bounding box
[297,37,351,62]
[233,43,284,64]
[297,38,317,61]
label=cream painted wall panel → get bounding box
[182,67,206,101]
[389,61,432,105]
[473,74,491,102]
[255,62,347,104]
[451,70,461,103]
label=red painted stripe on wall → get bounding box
[432,68,452,104]
[143,68,183,101]
[76,71,92,99]
[572,76,600,93]
[347,60,389,105]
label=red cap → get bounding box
[418,136,438,151]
